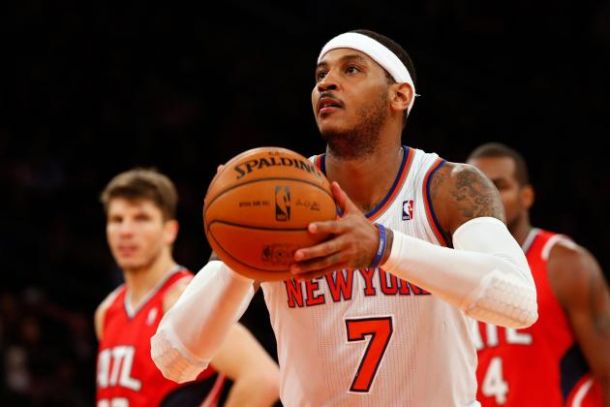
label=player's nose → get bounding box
[117,219,136,235]
[316,72,338,92]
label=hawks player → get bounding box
[151,30,539,406]
[468,143,610,406]
[96,168,279,407]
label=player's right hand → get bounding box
[290,182,379,280]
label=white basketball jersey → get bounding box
[261,147,480,407]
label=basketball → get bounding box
[203,147,337,281]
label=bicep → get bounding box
[431,163,505,236]
[551,246,610,375]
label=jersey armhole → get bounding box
[96,285,123,340]
[161,273,193,313]
[422,159,450,247]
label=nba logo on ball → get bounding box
[275,186,291,221]
[402,200,414,220]
[203,146,337,281]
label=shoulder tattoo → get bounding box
[451,165,504,221]
[429,163,446,201]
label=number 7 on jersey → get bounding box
[345,316,393,392]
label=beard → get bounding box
[506,210,521,234]
[320,92,388,160]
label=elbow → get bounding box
[150,330,209,384]
[502,290,539,329]
[505,306,538,329]
[466,304,538,330]
[524,296,539,327]
[154,359,205,385]
[507,284,539,329]
[465,276,539,329]
[156,364,193,385]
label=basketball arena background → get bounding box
[2,1,609,405]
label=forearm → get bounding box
[224,374,280,407]
[382,217,538,328]
[151,261,255,382]
[211,322,280,406]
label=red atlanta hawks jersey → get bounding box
[475,229,603,406]
[97,267,224,407]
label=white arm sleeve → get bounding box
[382,217,538,328]
[151,260,255,383]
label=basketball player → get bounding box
[467,143,610,406]
[96,168,279,407]
[151,30,539,406]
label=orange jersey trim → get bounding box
[422,158,448,246]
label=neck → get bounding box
[509,213,532,247]
[123,250,177,310]
[325,138,404,214]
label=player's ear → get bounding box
[521,184,535,210]
[164,219,179,245]
[390,82,413,115]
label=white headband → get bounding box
[318,32,416,113]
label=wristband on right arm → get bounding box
[369,223,387,268]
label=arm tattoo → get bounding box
[429,166,452,244]
[429,164,446,201]
[452,166,504,221]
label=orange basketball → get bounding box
[203,147,337,281]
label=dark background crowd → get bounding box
[2,1,610,405]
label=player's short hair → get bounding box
[349,29,417,88]
[100,168,177,220]
[468,142,530,186]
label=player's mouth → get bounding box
[117,245,138,257]
[317,96,343,115]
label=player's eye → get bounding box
[135,213,152,222]
[315,69,328,82]
[345,65,361,74]
[493,180,509,191]
[108,215,123,224]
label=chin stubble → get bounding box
[321,92,388,160]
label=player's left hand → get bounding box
[290,182,379,280]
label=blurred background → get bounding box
[2,1,610,405]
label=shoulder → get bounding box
[94,287,122,341]
[162,274,193,313]
[548,239,597,278]
[547,240,605,306]
[429,161,505,236]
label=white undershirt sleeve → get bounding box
[382,217,538,328]
[151,260,255,382]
